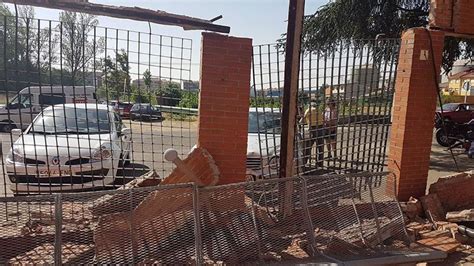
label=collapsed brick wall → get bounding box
[429,172,474,211]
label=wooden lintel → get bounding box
[2,0,230,33]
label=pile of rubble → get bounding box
[402,172,474,258]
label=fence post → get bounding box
[192,184,203,264]
[299,177,316,256]
[54,194,62,265]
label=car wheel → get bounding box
[435,128,456,147]
[1,122,16,133]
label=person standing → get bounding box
[324,99,338,159]
[300,101,324,168]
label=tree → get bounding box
[0,4,53,91]
[100,50,130,100]
[179,91,199,109]
[282,0,473,73]
[57,11,104,83]
[143,69,152,91]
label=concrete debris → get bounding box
[446,209,474,223]
[420,194,446,222]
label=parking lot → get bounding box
[0,118,198,196]
[0,118,465,197]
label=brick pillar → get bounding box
[198,33,252,185]
[388,28,445,201]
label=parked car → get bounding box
[109,100,134,118]
[0,86,96,132]
[5,104,131,194]
[435,103,474,128]
[130,103,163,121]
[246,108,303,181]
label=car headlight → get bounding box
[92,144,112,160]
[6,147,25,164]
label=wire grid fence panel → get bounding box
[0,14,197,196]
[303,172,409,262]
[67,183,196,265]
[0,172,418,264]
[0,194,58,264]
[250,40,400,180]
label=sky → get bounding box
[4,0,328,81]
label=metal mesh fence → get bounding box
[0,14,197,196]
[250,39,400,180]
[0,172,426,264]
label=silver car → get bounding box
[6,104,132,194]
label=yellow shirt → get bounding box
[303,107,324,126]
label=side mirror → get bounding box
[121,127,131,136]
[11,128,22,137]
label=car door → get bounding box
[457,104,472,123]
[467,104,474,121]
[17,94,37,129]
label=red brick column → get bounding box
[198,32,252,185]
[430,0,474,35]
[388,28,445,201]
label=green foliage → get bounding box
[0,5,54,91]
[250,97,281,108]
[156,82,182,99]
[178,91,199,109]
[278,0,473,73]
[101,50,131,100]
[143,69,152,90]
[440,94,457,105]
[57,11,104,82]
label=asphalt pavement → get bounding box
[0,122,470,197]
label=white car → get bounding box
[246,108,282,180]
[246,108,304,181]
[5,104,131,194]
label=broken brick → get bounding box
[417,236,461,254]
[420,194,446,222]
[429,172,474,211]
[419,230,451,239]
[446,209,474,223]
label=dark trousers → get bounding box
[303,126,324,166]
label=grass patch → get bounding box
[163,113,197,122]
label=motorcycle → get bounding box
[434,119,471,147]
[435,118,474,157]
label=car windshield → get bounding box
[248,111,281,133]
[439,103,459,112]
[7,93,32,109]
[29,106,111,134]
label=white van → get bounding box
[0,86,96,132]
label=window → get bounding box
[8,94,32,109]
[39,94,65,106]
